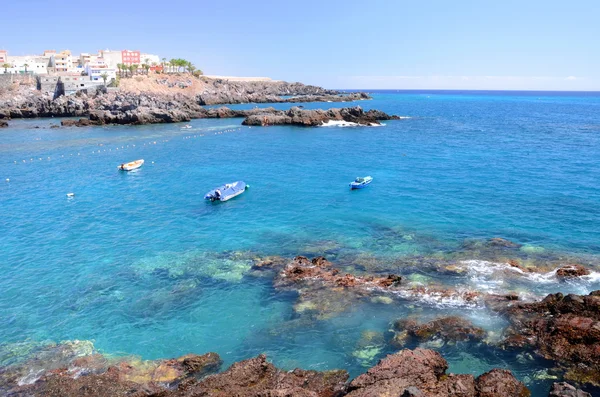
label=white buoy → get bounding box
[66,193,75,197]
[6,178,9,182]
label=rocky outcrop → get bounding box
[0,78,371,124]
[0,120,7,128]
[346,348,529,397]
[548,382,592,397]
[1,341,222,396]
[195,78,352,105]
[242,106,400,127]
[5,346,539,397]
[168,353,349,397]
[391,316,486,348]
[555,264,591,279]
[501,291,600,386]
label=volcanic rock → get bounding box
[548,382,592,397]
[555,264,591,279]
[167,353,349,397]
[346,348,529,397]
[391,316,486,347]
[242,106,400,127]
[501,290,600,386]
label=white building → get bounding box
[84,58,116,83]
[140,53,160,66]
[98,50,122,69]
[2,55,50,75]
[87,67,117,84]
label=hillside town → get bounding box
[0,49,200,95]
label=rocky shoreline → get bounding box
[0,77,375,127]
[56,105,399,128]
[1,341,591,397]
[2,246,599,396]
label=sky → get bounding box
[1,0,599,90]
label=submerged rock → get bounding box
[4,346,222,396]
[391,316,486,348]
[548,382,592,397]
[0,120,8,128]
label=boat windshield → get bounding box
[355,177,365,183]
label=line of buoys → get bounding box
[12,127,244,167]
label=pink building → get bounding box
[121,50,140,66]
[0,50,7,64]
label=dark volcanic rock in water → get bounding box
[346,348,529,397]
[168,353,349,396]
[501,290,600,386]
[555,264,591,279]
[548,382,592,397]
[391,316,486,348]
[0,120,7,128]
[4,347,222,397]
[242,106,400,127]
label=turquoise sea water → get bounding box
[1,91,600,395]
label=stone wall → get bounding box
[0,74,35,89]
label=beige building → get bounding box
[53,50,73,72]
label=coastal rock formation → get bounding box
[555,264,591,279]
[268,256,402,319]
[346,348,529,397]
[391,316,486,348]
[4,346,540,397]
[0,120,7,128]
[0,77,372,125]
[548,382,592,397]
[501,290,600,386]
[242,106,400,127]
[2,342,222,397]
[195,78,343,105]
[167,353,349,397]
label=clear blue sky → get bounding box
[2,0,599,90]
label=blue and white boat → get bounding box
[204,181,248,202]
[349,176,373,189]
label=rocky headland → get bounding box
[0,75,378,127]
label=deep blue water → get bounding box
[1,90,600,395]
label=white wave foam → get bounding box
[392,288,480,308]
[320,120,385,127]
[320,120,360,127]
[457,260,600,294]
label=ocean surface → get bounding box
[1,90,600,395]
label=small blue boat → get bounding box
[350,176,373,189]
[204,181,248,202]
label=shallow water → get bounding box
[1,90,600,395]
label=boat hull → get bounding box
[205,181,247,202]
[118,159,144,171]
[349,176,373,189]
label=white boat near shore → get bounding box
[118,159,144,171]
